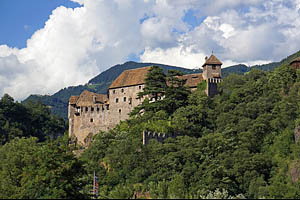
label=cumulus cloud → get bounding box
[0,0,300,100]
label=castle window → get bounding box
[102,105,104,111]
[91,107,94,112]
[116,98,119,103]
[139,85,142,90]
[124,97,126,102]
[106,105,109,110]
[121,88,124,93]
[119,109,121,114]
[97,106,100,112]
[90,118,93,123]
[113,90,116,94]
[129,98,132,105]
[85,107,88,112]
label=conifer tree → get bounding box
[138,66,167,101]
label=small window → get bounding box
[102,105,104,111]
[106,105,109,110]
[91,107,94,112]
[113,90,115,94]
[124,97,126,102]
[85,107,88,112]
[121,88,124,93]
[90,118,93,123]
[139,85,142,90]
[97,107,100,112]
[129,98,132,105]
[119,109,121,114]
[116,98,119,103]
[212,65,216,70]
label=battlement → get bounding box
[142,131,177,145]
[207,78,222,83]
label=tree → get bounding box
[138,66,167,101]
[163,70,191,115]
[0,136,88,199]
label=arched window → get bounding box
[124,97,126,102]
[116,98,119,103]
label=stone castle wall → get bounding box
[202,64,221,80]
[69,103,111,146]
[108,84,145,124]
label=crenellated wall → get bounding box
[142,131,177,145]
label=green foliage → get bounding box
[79,57,300,199]
[3,51,300,198]
[0,136,88,199]
[0,94,66,145]
[138,65,167,100]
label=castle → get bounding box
[68,54,223,146]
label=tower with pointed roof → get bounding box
[202,53,222,97]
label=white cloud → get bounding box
[140,46,206,69]
[1,0,300,100]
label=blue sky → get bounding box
[0,0,80,48]
[0,0,300,100]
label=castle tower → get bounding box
[202,54,223,97]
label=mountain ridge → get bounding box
[22,51,300,120]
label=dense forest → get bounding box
[1,51,300,198]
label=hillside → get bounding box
[79,53,300,198]
[22,51,300,120]
[2,50,300,199]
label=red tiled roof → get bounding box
[202,54,223,67]
[71,90,108,106]
[179,73,204,88]
[69,96,79,104]
[109,67,151,89]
